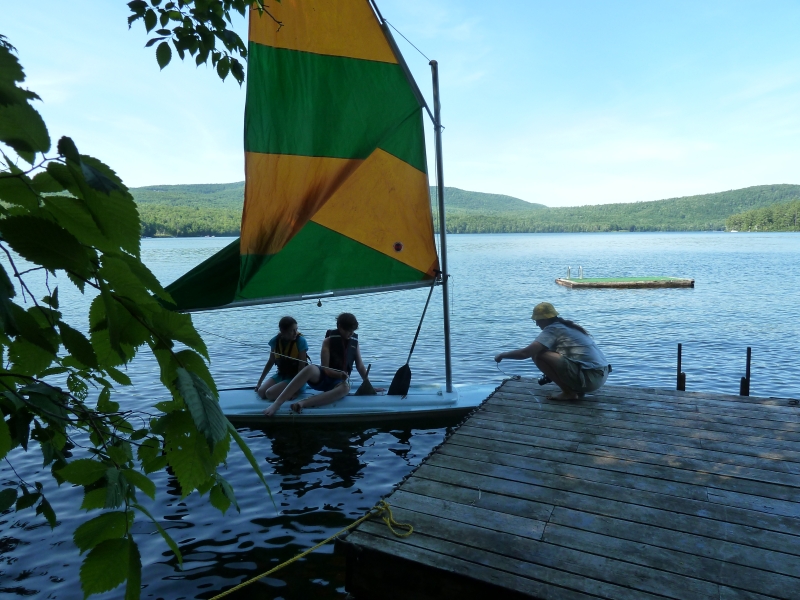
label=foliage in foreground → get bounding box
[0,40,269,598]
[726,199,800,232]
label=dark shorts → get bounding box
[554,356,609,393]
[308,370,348,393]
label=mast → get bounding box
[430,60,453,393]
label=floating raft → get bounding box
[556,276,694,289]
[338,380,800,599]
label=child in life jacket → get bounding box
[262,312,372,417]
[256,316,309,401]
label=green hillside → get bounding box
[726,199,800,232]
[131,182,800,236]
[429,186,547,213]
[445,184,800,233]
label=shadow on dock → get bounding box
[337,379,800,599]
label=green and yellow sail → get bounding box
[167,0,439,311]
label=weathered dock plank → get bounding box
[338,381,800,599]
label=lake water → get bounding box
[2,232,799,599]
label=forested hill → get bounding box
[726,199,800,232]
[447,184,800,233]
[131,183,800,236]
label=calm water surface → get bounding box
[2,232,799,598]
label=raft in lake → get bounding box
[556,276,695,289]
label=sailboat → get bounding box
[165,0,493,423]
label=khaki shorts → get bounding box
[553,356,609,394]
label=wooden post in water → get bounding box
[677,343,686,391]
[430,60,452,393]
[740,346,751,396]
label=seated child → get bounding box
[262,312,372,417]
[256,316,309,401]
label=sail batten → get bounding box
[166,0,439,312]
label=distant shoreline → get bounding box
[134,183,800,237]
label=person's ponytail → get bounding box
[556,316,589,336]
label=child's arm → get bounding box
[354,346,369,380]
[256,353,276,388]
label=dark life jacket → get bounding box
[325,329,358,376]
[275,334,304,378]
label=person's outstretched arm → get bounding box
[495,341,545,363]
[256,353,276,388]
[354,346,368,380]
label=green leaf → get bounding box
[0,487,17,511]
[9,337,57,376]
[99,255,159,307]
[80,160,119,194]
[38,496,57,528]
[74,511,131,553]
[52,155,140,257]
[156,41,172,69]
[43,286,59,308]
[228,421,272,500]
[162,410,214,495]
[133,503,182,567]
[96,387,119,413]
[107,444,132,466]
[150,310,208,359]
[113,251,173,303]
[230,58,245,84]
[80,487,107,511]
[0,100,50,161]
[211,476,238,514]
[59,322,99,369]
[0,173,39,210]
[0,414,12,460]
[104,468,127,509]
[58,459,108,486]
[0,216,94,278]
[99,283,121,355]
[31,170,64,193]
[209,483,231,514]
[125,537,142,600]
[9,301,57,354]
[175,349,216,394]
[16,490,40,510]
[57,136,80,163]
[42,194,112,253]
[106,366,132,386]
[216,57,230,80]
[79,538,129,598]
[24,386,69,422]
[122,469,155,500]
[144,9,157,32]
[175,368,226,447]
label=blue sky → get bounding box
[6,1,800,206]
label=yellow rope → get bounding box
[208,500,412,600]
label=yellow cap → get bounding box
[532,302,558,320]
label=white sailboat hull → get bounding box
[219,383,496,425]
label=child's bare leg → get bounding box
[264,380,288,401]
[257,377,279,399]
[264,365,319,416]
[292,381,349,412]
[533,352,579,400]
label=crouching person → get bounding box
[262,313,372,416]
[494,302,611,400]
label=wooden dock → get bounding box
[337,380,800,600]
